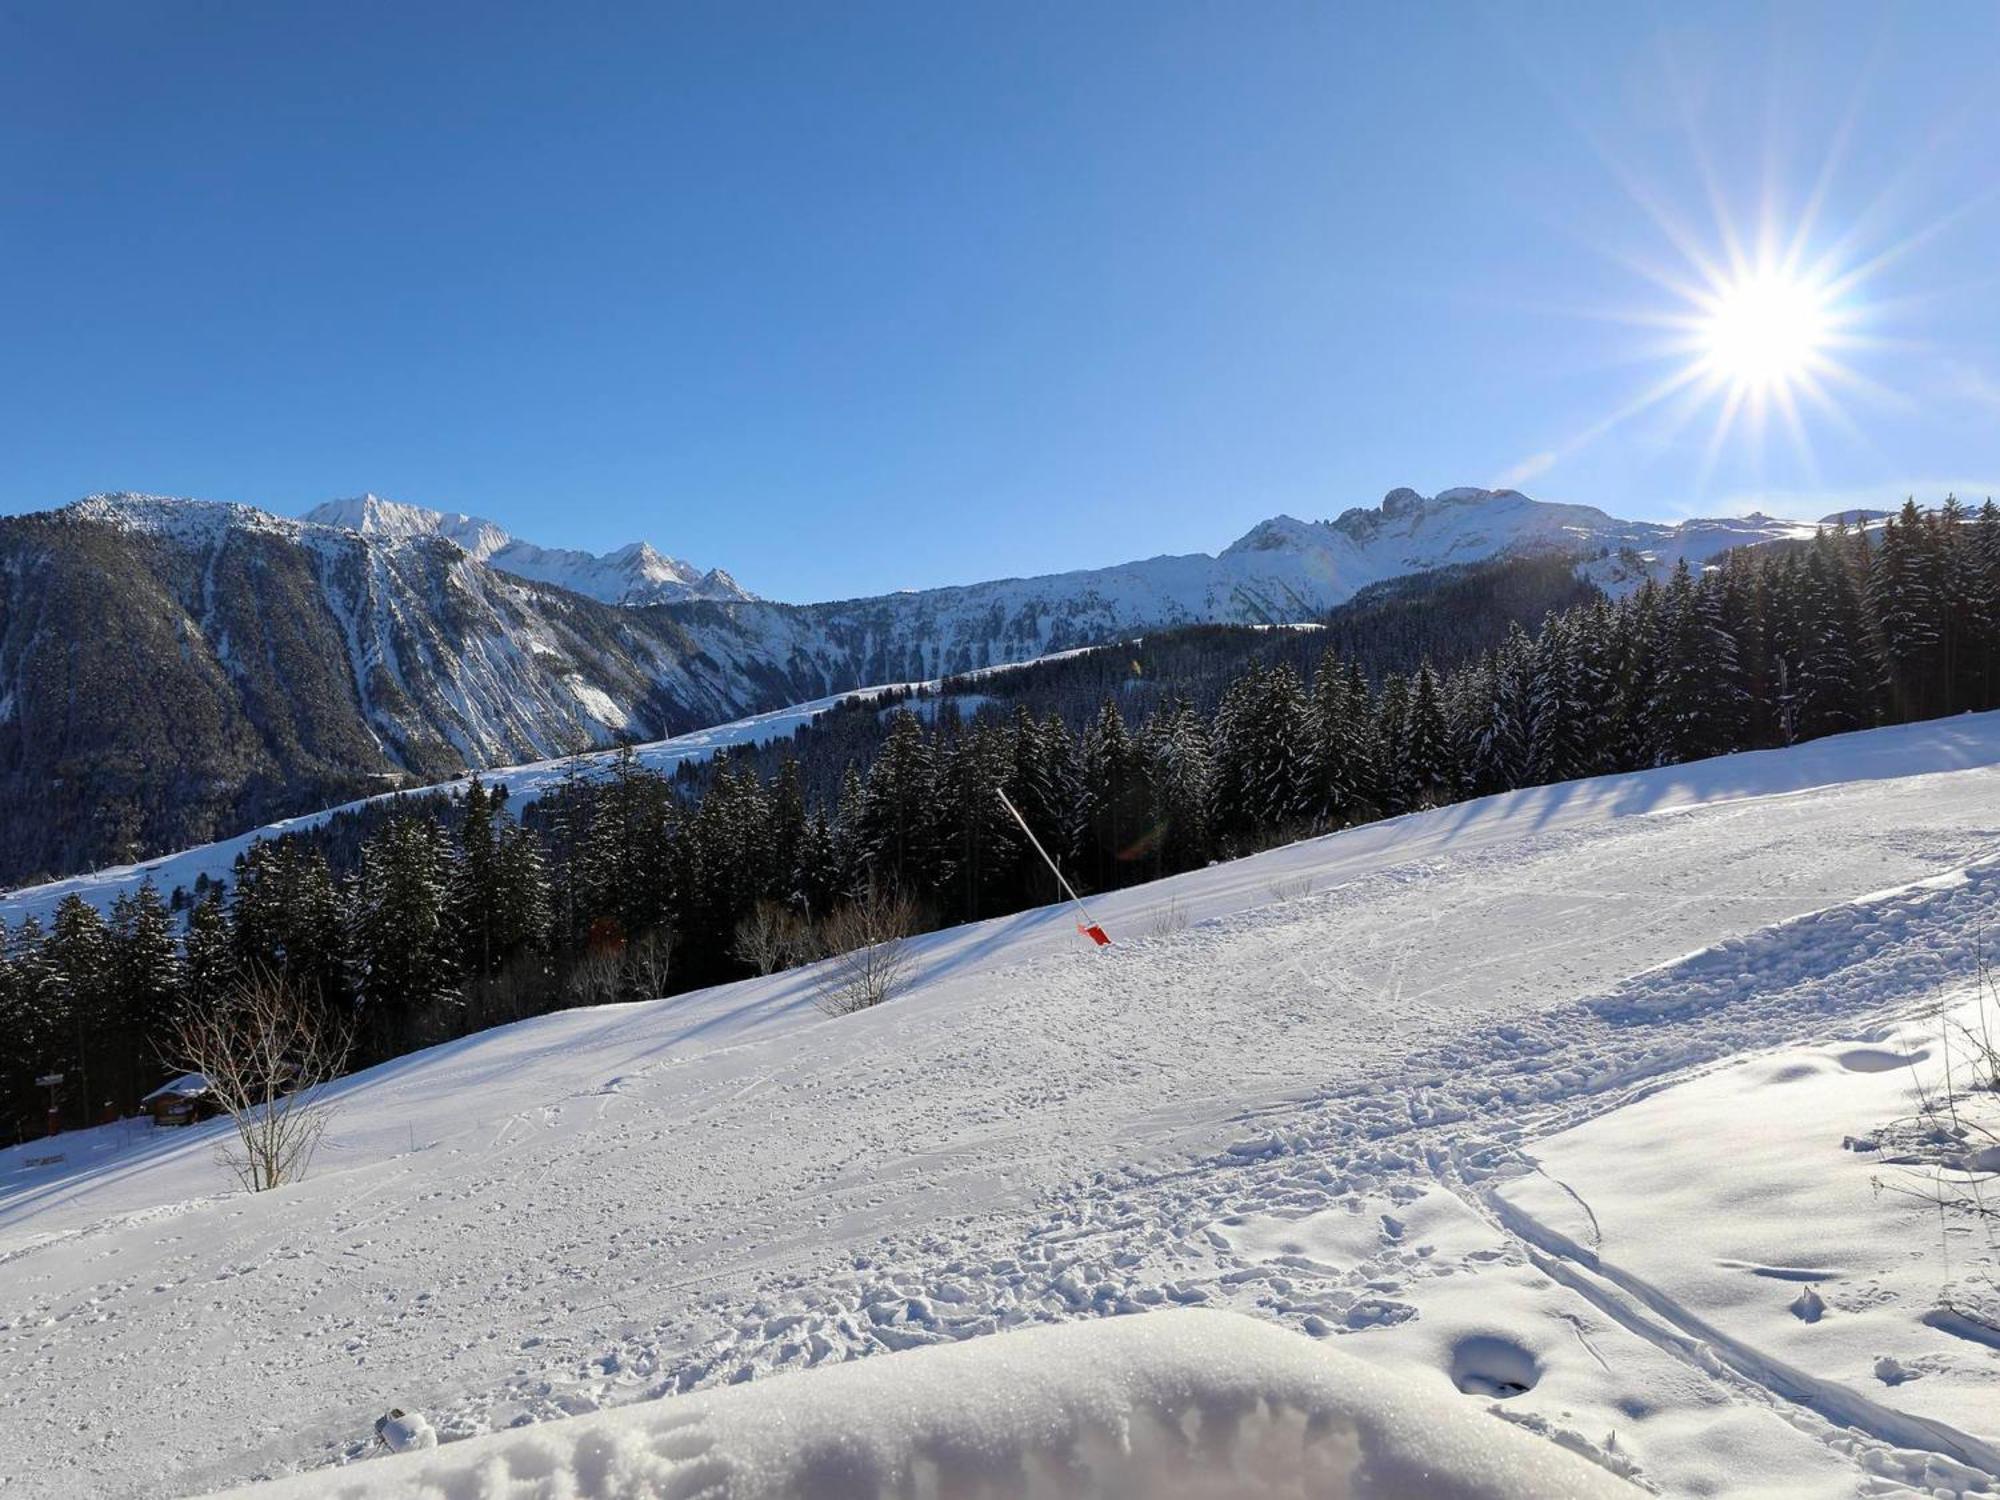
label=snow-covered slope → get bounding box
[304,494,755,604]
[7,713,2000,1497]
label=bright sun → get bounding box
[1697,269,1833,393]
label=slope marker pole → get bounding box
[995,786,1111,946]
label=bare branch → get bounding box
[814,887,918,1016]
[165,968,352,1192]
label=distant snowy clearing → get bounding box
[208,1311,1632,1499]
[8,713,2000,1497]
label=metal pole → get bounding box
[995,786,1108,941]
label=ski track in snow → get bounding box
[5,722,2000,1496]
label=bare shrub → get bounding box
[1884,967,2000,1228]
[1869,937,2000,1324]
[566,946,625,1008]
[1268,873,1316,904]
[815,886,918,1016]
[1146,898,1189,938]
[733,901,818,976]
[625,928,675,1000]
[166,969,352,1192]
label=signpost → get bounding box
[35,1072,64,1137]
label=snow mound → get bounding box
[210,1311,1632,1499]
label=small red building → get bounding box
[140,1074,219,1127]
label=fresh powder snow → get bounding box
[205,1311,1633,1499]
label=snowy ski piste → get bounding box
[6,711,2000,1497]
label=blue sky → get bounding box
[2,2,1996,601]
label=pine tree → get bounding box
[934,722,1021,921]
[230,838,349,1010]
[1646,562,1710,766]
[1870,500,1940,720]
[767,759,811,909]
[1971,500,2000,709]
[1404,661,1451,807]
[830,765,869,901]
[1472,626,1533,792]
[1306,648,1363,824]
[857,711,937,892]
[3,919,59,1140]
[353,817,460,1054]
[1794,536,1866,739]
[1525,615,1584,786]
[1375,673,1412,812]
[183,885,237,1017]
[452,776,502,979]
[45,895,113,1121]
[1144,698,1214,874]
[110,880,182,1104]
[1080,698,1149,884]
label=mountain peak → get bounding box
[302,497,755,605]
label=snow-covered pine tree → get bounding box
[45,895,114,1119]
[857,710,937,893]
[110,880,183,1105]
[1471,624,1533,793]
[1524,614,1584,786]
[934,721,1020,921]
[352,817,460,1054]
[767,759,811,910]
[1869,500,1940,721]
[230,838,350,1013]
[1971,499,2000,708]
[830,765,869,902]
[1305,648,1356,824]
[1374,673,1412,813]
[1404,662,1451,808]
[1143,697,1213,875]
[1079,697,1150,884]
[182,886,236,1017]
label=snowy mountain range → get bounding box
[0,484,1822,884]
[303,493,755,605]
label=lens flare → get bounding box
[1697,269,1834,394]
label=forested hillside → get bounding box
[2,500,1993,1139]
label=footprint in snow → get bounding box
[1448,1333,1542,1399]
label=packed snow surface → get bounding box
[209,1310,1633,1499]
[7,713,2000,1497]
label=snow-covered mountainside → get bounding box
[303,493,755,605]
[0,496,820,883]
[671,485,1815,684]
[5,713,2000,1498]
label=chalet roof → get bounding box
[140,1073,211,1104]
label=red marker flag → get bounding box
[1078,923,1112,947]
